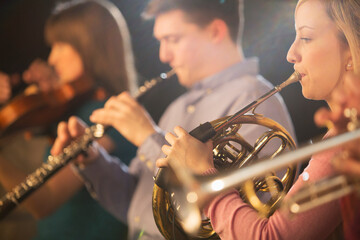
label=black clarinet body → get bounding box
[0,124,104,219]
[0,70,175,219]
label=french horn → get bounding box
[152,72,301,239]
[160,109,360,237]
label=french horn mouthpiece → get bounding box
[278,71,301,90]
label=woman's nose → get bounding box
[47,48,56,65]
[286,41,300,64]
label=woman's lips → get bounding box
[299,73,306,81]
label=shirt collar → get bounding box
[190,57,259,91]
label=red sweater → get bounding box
[204,141,342,239]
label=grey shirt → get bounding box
[75,58,295,240]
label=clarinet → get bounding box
[0,69,175,219]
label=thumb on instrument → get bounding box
[68,116,88,138]
[156,158,169,168]
[51,121,71,156]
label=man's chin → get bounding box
[178,78,193,88]
[177,74,197,88]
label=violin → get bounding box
[0,75,96,137]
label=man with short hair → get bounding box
[52,0,295,239]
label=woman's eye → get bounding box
[300,38,312,43]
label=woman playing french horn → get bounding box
[157,0,360,239]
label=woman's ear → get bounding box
[346,60,353,71]
[344,46,353,71]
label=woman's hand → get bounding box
[23,58,59,92]
[157,126,214,175]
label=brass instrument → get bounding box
[165,118,360,236]
[284,174,360,215]
[152,72,301,239]
[283,108,360,215]
[0,70,175,219]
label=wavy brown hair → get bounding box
[45,0,137,95]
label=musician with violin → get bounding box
[0,1,138,239]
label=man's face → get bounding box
[154,10,214,88]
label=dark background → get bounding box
[0,0,327,145]
[0,0,327,239]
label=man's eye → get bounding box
[168,37,180,43]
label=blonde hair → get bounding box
[326,0,360,76]
[297,0,360,76]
